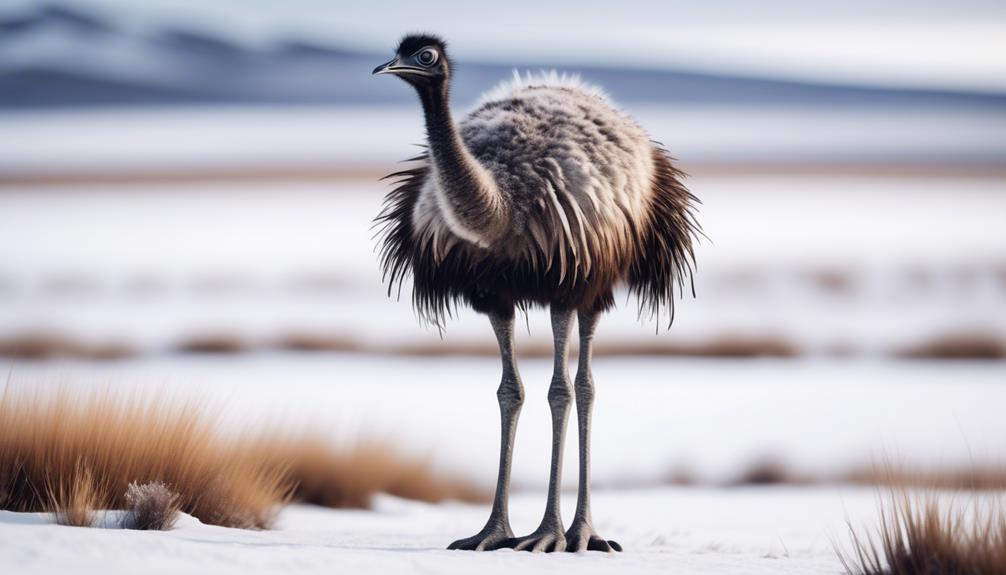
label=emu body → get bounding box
[374,34,700,553]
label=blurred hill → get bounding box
[2,3,1005,109]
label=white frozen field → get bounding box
[0,174,1004,355]
[3,353,1006,574]
[2,105,1005,573]
[7,354,1006,489]
[0,488,905,575]
[3,105,1006,175]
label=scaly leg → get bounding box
[565,309,622,552]
[448,309,523,551]
[499,306,574,552]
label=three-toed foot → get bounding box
[447,522,514,551]
[565,519,622,552]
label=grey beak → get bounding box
[372,57,400,75]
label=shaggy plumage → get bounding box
[375,71,701,327]
[373,33,702,554]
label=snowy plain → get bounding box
[2,104,1005,574]
[7,353,1006,489]
[4,351,1005,574]
[0,488,890,575]
[3,105,1006,175]
[1,175,1005,356]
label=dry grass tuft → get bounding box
[47,462,101,527]
[729,458,808,486]
[597,336,800,358]
[0,385,483,529]
[845,465,1006,491]
[121,481,182,530]
[838,489,1006,575]
[0,333,133,360]
[275,333,362,353]
[897,334,1006,360]
[1,386,295,529]
[173,334,251,354]
[253,436,487,509]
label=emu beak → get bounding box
[372,57,400,75]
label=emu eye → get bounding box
[416,48,438,67]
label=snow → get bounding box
[1,177,1004,355]
[1,102,1003,575]
[2,105,1004,174]
[0,487,885,574]
[8,354,1006,487]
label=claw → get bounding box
[586,537,613,552]
[565,522,621,552]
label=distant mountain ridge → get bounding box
[2,2,1005,109]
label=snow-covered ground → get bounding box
[1,176,1004,355]
[3,105,1005,174]
[8,354,1006,487]
[0,487,897,574]
[2,158,1004,573]
[2,99,1004,573]
[4,351,1004,574]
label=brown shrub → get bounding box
[174,334,250,354]
[275,333,362,353]
[897,334,1006,360]
[837,489,1006,575]
[121,481,181,530]
[806,268,855,295]
[729,459,807,486]
[0,333,133,360]
[595,337,799,358]
[394,336,798,358]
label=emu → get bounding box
[373,34,700,553]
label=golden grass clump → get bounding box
[0,384,484,529]
[48,462,101,527]
[838,490,1006,575]
[897,334,1006,360]
[0,386,294,529]
[256,437,487,509]
[845,465,1006,491]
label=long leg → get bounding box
[448,309,523,550]
[500,306,574,552]
[565,309,622,552]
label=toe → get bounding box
[609,540,623,552]
[530,535,553,553]
[513,537,536,552]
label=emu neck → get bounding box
[417,81,507,247]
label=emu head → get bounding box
[373,33,450,89]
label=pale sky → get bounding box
[6,0,1006,92]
